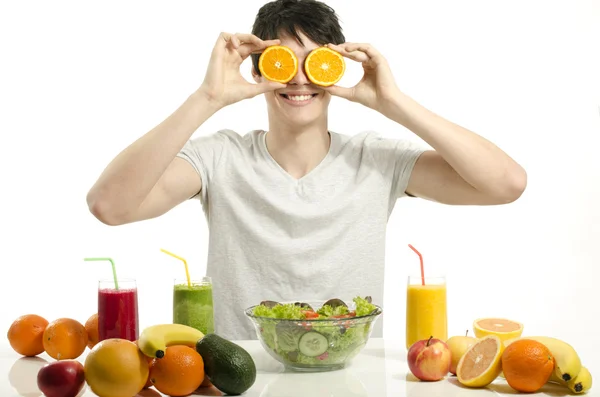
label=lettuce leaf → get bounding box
[353,296,376,316]
[252,303,305,319]
[253,296,376,320]
[316,304,349,318]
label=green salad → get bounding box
[251,296,380,366]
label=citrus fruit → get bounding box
[502,339,555,392]
[84,338,149,397]
[304,46,345,87]
[7,314,49,356]
[473,317,523,342]
[150,345,205,396]
[42,318,88,360]
[258,45,298,83]
[84,313,99,349]
[456,335,505,388]
[133,340,155,389]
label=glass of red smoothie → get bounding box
[97,278,139,342]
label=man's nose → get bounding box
[289,62,310,85]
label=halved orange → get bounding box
[457,335,505,388]
[258,45,298,84]
[304,46,345,87]
[473,318,523,343]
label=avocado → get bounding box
[196,333,257,395]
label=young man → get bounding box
[86,0,526,340]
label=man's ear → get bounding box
[251,65,261,83]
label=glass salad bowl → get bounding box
[244,296,382,372]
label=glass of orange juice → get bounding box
[405,275,448,350]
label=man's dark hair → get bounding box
[251,0,345,76]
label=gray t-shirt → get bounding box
[177,129,427,340]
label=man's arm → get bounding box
[321,42,527,205]
[385,92,527,205]
[86,90,219,226]
[86,32,284,226]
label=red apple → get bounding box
[37,359,85,397]
[407,336,452,381]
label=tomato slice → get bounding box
[302,310,319,319]
[332,314,353,319]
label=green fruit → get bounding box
[196,333,256,395]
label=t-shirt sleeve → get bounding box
[365,133,429,199]
[176,130,230,203]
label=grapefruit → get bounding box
[84,338,149,397]
[473,317,523,342]
[456,335,504,388]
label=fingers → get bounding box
[246,81,287,99]
[217,32,280,58]
[232,33,269,47]
[327,42,383,65]
[218,32,232,46]
[326,43,370,63]
[321,84,355,101]
[237,37,281,59]
[341,43,381,59]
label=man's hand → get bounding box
[325,43,526,206]
[199,32,286,109]
[322,42,400,115]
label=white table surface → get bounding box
[2,338,596,396]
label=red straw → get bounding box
[408,244,425,285]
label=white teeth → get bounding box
[287,95,313,101]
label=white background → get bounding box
[1,0,599,370]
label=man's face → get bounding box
[254,31,331,129]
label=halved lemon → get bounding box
[456,335,505,388]
[473,317,523,343]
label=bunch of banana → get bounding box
[549,366,593,394]
[504,336,593,394]
[137,324,205,359]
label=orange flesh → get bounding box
[259,47,297,82]
[476,318,521,332]
[305,48,344,84]
[459,338,498,380]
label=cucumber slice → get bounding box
[298,331,328,357]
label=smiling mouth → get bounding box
[280,93,318,102]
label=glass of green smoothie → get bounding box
[173,277,214,335]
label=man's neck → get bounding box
[265,122,331,180]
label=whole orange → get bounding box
[84,314,99,349]
[150,345,204,396]
[502,339,555,392]
[43,318,88,360]
[7,314,49,356]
